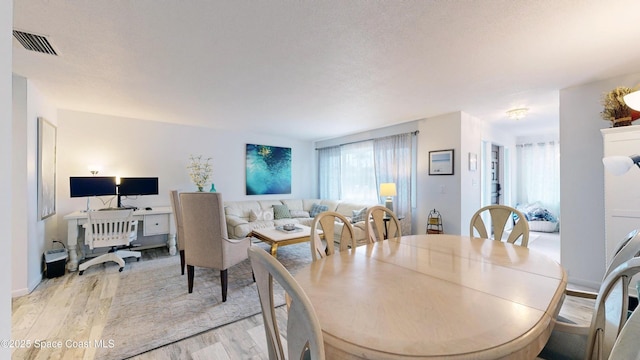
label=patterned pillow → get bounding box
[309,203,329,217]
[351,207,368,223]
[272,204,291,219]
[289,210,311,218]
[249,208,274,222]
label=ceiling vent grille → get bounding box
[13,30,58,56]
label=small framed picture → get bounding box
[469,152,477,171]
[429,149,454,175]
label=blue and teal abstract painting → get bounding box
[246,144,291,195]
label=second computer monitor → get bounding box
[118,177,159,196]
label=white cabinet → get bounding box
[602,126,640,265]
[143,214,171,236]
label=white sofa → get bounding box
[224,198,375,245]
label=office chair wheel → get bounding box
[79,270,84,275]
[119,267,124,272]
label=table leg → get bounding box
[270,243,279,257]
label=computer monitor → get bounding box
[118,177,159,196]
[69,176,117,198]
[117,177,159,208]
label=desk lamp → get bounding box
[379,183,397,212]
[602,155,640,176]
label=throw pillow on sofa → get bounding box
[273,204,292,219]
[309,203,329,217]
[250,208,274,222]
[290,210,310,218]
[351,207,367,223]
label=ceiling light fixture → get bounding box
[506,108,529,120]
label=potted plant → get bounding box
[187,154,212,191]
[601,86,640,127]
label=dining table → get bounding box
[293,234,567,360]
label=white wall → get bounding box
[1,0,13,355]
[11,75,57,297]
[460,112,483,233]
[560,72,640,288]
[54,110,316,243]
[417,112,462,235]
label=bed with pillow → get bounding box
[516,202,559,233]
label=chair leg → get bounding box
[180,250,185,275]
[221,269,228,302]
[187,265,194,293]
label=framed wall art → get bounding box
[38,117,57,219]
[429,149,454,175]
[246,144,291,195]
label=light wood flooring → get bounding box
[12,245,593,360]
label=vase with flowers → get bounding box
[187,154,213,191]
[601,86,640,127]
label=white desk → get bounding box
[63,207,176,271]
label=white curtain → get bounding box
[374,133,413,234]
[339,141,377,202]
[318,146,341,199]
[516,141,560,218]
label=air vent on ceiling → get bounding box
[13,30,58,56]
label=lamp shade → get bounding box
[379,183,397,197]
[623,91,640,111]
[603,156,635,176]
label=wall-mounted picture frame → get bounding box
[429,149,454,175]
[469,152,477,171]
[246,144,292,195]
[38,117,57,220]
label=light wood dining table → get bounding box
[293,234,567,360]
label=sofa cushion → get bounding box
[351,207,368,223]
[309,203,329,217]
[273,204,292,219]
[250,208,274,221]
[290,210,310,218]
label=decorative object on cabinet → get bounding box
[601,86,638,127]
[245,144,291,195]
[429,149,454,175]
[38,117,57,220]
[187,154,213,191]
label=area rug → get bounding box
[95,242,313,360]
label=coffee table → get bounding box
[249,224,322,257]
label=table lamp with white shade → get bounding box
[379,183,397,212]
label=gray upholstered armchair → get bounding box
[179,192,251,302]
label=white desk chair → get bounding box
[79,209,141,275]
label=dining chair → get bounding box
[538,257,640,360]
[309,211,355,261]
[469,204,529,247]
[169,190,186,275]
[179,192,251,302]
[365,205,401,243]
[565,229,640,301]
[248,246,325,360]
[608,302,640,360]
[79,209,141,275]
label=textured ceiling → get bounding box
[12,0,640,141]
